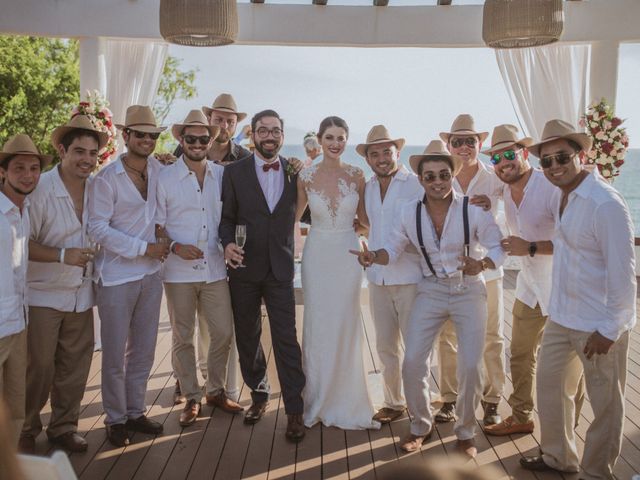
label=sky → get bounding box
[167,42,640,147]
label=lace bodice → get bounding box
[300,163,362,231]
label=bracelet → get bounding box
[59,248,66,264]
[169,241,177,254]
[370,250,377,260]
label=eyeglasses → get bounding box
[490,149,519,165]
[450,137,477,149]
[125,129,160,140]
[256,127,283,139]
[422,171,452,183]
[183,135,212,145]
[539,152,575,169]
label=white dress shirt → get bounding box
[87,154,163,287]
[27,167,94,312]
[453,160,505,281]
[364,165,424,286]
[549,172,636,341]
[0,191,29,339]
[503,169,559,315]
[156,157,227,283]
[254,154,284,213]
[385,191,506,282]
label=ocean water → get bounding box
[280,145,640,234]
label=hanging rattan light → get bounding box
[160,0,238,47]
[482,0,564,49]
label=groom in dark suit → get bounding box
[219,109,306,442]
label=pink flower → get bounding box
[611,117,622,128]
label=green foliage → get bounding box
[0,36,80,157]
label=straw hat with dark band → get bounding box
[171,110,220,141]
[50,115,109,151]
[481,124,533,155]
[439,114,489,144]
[409,139,462,176]
[528,119,592,158]
[0,134,52,168]
[115,105,166,133]
[202,93,247,122]
[356,125,405,157]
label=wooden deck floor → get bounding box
[30,270,640,479]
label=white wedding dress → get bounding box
[300,163,380,430]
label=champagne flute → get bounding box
[235,225,247,268]
[81,237,98,281]
[453,245,469,293]
[193,233,208,271]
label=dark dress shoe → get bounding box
[520,455,554,471]
[106,424,130,447]
[206,392,244,413]
[244,401,269,424]
[179,399,201,427]
[50,431,88,453]
[126,415,163,435]
[173,380,186,405]
[481,400,502,426]
[18,434,36,454]
[285,414,305,442]
[434,401,456,422]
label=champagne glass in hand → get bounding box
[453,245,470,293]
[81,238,98,281]
[235,225,247,268]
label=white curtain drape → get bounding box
[102,39,169,128]
[495,44,590,140]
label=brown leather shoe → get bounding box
[455,438,477,458]
[285,414,305,442]
[244,401,269,424]
[179,399,201,427]
[206,392,244,414]
[372,407,404,424]
[18,434,35,454]
[484,415,534,436]
[173,380,186,405]
[49,431,88,453]
[400,430,432,453]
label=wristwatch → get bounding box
[480,258,490,271]
[529,242,538,257]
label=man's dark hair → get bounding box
[0,155,16,171]
[251,110,284,132]
[418,156,454,177]
[567,139,582,153]
[60,129,101,151]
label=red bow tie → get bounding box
[262,161,280,172]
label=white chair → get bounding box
[18,451,78,480]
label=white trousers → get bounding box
[368,283,417,410]
[403,276,487,440]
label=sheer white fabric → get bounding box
[299,163,380,430]
[495,44,590,139]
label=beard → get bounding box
[215,130,231,144]
[254,140,280,160]
[4,178,36,196]
[184,148,208,162]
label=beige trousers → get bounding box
[0,329,27,445]
[22,306,94,438]
[368,283,417,410]
[403,277,487,440]
[538,321,629,480]
[165,280,234,402]
[438,277,505,403]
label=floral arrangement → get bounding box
[580,99,629,180]
[71,90,118,168]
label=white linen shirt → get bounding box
[364,165,423,286]
[156,157,227,283]
[0,192,29,339]
[385,191,506,282]
[453,160,505,281]
[549,172,636,341]
[254,154,284,213]
[87,154,163,287]
[503,169,559,315]
[27,167,94,312]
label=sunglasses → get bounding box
[255,127,283,139]
[126,129,160,140]
[539,152,575,169]
[183,135,212,145]
[422,171,452,183]
[490,149,518,165]
[450,137,477,149]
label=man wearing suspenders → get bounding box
[351,140,505,458]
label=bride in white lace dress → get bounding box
[296,117,380,430]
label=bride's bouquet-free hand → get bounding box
[580,99,629,180]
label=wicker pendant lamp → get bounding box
[160,0,238,47]
[482,0,564,49]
